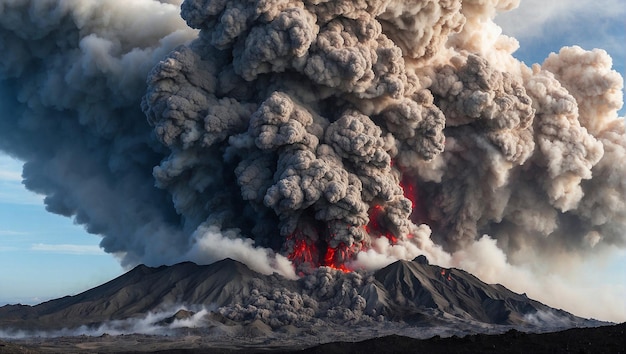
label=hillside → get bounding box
[0,256,599,332]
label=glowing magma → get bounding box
[286,166,424,272]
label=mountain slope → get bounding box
[0,257,595,331]
[374,256,572,324]
[0,259,295,330]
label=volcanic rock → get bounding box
[374,259,551,324]
[0,258,596,332]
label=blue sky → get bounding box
[0,154,124,304]
[0,1,625,321]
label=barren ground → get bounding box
[1,322,623,354]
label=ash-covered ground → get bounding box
[0,317,622,353]
[0,257,612,353]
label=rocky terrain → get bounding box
[0,257,612,353]
[0,256,597,332]
[0,323,623,353]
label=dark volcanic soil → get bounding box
[294,323,625,354]
[1,323,623,354]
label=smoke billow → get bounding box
[1,0,624,320]
[0,0,200,267]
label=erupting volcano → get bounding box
[0,0,625,323]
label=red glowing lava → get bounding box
[323,243,351,272]
[286,231,354,273]
[400,171,428,224]
[365,204,399,244]
[285,167,427,273]
[286,232,318,266]
[402,178,418,208]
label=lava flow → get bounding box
[286,231,354,273]
[323,243,351,272]
[365,204,398,244]
[286,170,427,273]
[400,172,427,224]
[286,231,319,266]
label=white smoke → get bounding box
[183,224,297,279]
[1,0,625,322]
[0,305,213,339]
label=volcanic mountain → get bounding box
[0,256,599,334]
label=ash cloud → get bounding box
[0,0,198,267]
[1,0,625,321]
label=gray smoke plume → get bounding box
[141,0,625,268]
[0,0,197,266]
[0,0,624,319]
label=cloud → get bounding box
[0,170,20,182]
[30,243,106,256]
[495,0,626,40]
[0,230,28,236]
[451,236,626,323]
[0,0,624,324]
[183,225,297,279]
[0,305,213,338]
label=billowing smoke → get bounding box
[0,0,198,266]
[0,0,624,320]
[141,0,625,269]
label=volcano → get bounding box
[1,0,625,334]
[0,256,601,336]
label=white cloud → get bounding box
[495,0,626,40]
[450,236,626,323]
[0,170,21,182]
[0,230,28,236]
[495,0,625,117]
[30,243,106,256]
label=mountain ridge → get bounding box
[0,256,602,331]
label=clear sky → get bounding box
[0,0,625,321]
[0,154,124,304]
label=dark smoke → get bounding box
[142,0,625,269]
[0,0,624,319]
[0,0,197,266]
